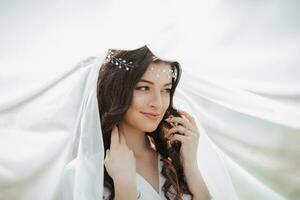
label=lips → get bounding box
[140,112,160,120]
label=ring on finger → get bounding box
[176,125,187,135]
[171,122,189,131]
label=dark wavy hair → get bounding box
[97,45,193,200]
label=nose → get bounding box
[148,90,163,110]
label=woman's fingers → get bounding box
[165,116,194,131]
[110,125,128,148]
[119,130,127,145]
[110,125,119,149]
[165,126,194,139]
[177,109,198,128]
[104,149,110,165]
[169,134,187,144]
[165,125,185,138]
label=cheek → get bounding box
[163,95,171,108]
[131,91,170,111]
[131,92,146,109]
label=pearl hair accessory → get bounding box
[149,65,177,79]
[150,55,177,79]
[104,49,178,80]
[104,50,134,71]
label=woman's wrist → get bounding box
[113,174,136,186]
[183,160,199,171]
[183,161,211,200]
[114,176,138,200]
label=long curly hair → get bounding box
[96,45,193,200]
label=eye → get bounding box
[164,88,171,93]
[136,86,149,91]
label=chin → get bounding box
[142,124,160,132]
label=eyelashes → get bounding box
[135,86,148,91]
[165,88,171,93]
[136,86,171,93]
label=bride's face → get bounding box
[123,62,173,132]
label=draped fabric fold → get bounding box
[61,58,238,200]
[1,1,300,199]
[1,54,299,199]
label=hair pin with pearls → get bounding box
[149,65,177,79]
[104,50,134,71]
[103,49,178,80]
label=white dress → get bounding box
[103,153,192,200]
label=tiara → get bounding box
[104,50,134,71]
[103,49,178,80]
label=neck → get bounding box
[118,122,152,157]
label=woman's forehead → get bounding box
[140,62,173,83]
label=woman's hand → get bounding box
[165,109,211,199]
[164,109,200,168]
[104,125,136,182]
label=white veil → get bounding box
[1,1,299,200]
[60,55,238,200]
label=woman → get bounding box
[97,45,212,200]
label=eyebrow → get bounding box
[138,79,172,86]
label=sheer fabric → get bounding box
[1,1,299,200]
[60,58,238,199]
[1,53,298,200]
